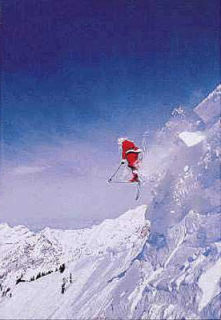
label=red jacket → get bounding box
[122,140,140,160]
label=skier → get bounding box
[118,138,142,182]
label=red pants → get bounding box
[126,153,139,169]
[126,152,139,182]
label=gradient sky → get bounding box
[1,0,220,229]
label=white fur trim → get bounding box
[126,148,142,154]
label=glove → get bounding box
[121,159,126,165]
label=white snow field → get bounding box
[178,131,205,147]
[0,85,220,319]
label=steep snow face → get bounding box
[0,85,220,320]
[0,205,150,319]
[127,85,220,320]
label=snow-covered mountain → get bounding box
[0,206,150,319]
[0,85,220,319]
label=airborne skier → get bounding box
[118,138,142,182]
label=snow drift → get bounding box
[0,85,220,319]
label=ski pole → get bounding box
[108,163,122,183]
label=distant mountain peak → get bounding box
[194,84,221,124]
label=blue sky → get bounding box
[1,0,220,228]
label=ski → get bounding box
[108,181,135,184]
[135,181,141,200]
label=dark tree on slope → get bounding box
[16,275,24,284]
[61,278,66,294]
[59,264,65,273]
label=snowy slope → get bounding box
[0,85,220,319]
[0,205,150,319]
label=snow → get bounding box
[0,205,150,319]
[0,85,220,319]
[198,258,221,311]
[179,131,206,147]
[0,272,63,319]
[164,224,186,268]
[128,266,164,317]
